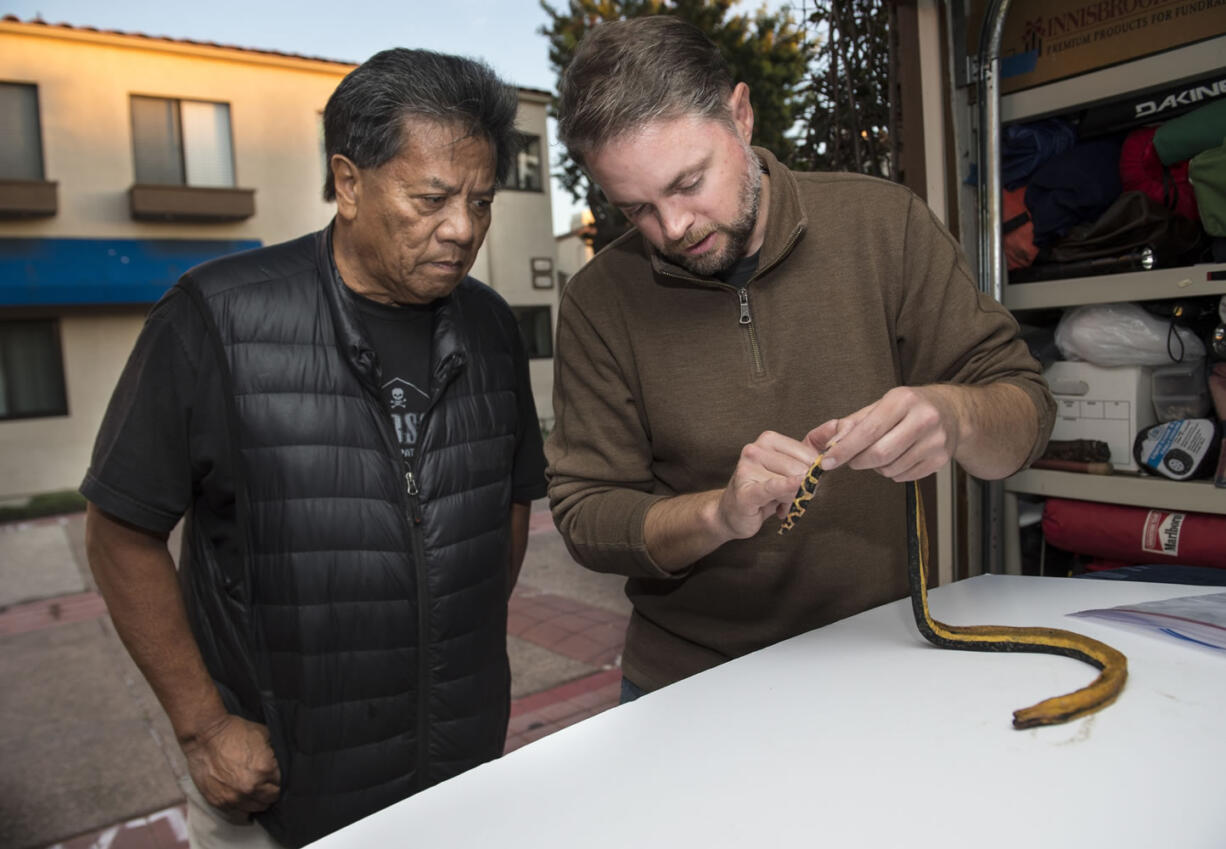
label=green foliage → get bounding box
[792,0,896,179]
[540,0,810,251]
[0,490,87,523]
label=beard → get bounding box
[661,147,762,277]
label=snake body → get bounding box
[779,460,1128,728]
[777,453,825,534]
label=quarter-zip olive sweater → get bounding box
[546,148,1055,691]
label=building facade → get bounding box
[0,17,558,499]
[554,209,596,297]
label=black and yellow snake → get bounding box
[779,459,1128,729]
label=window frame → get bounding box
[506,132,544,193]
[0,318,69,421]
[0,80,47,182]
[129,93,239,188]
[510,305,554,361]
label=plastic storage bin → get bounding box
[1045,362,1156,472]
[1151,360,1210,422]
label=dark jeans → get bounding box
[619,677,648,704]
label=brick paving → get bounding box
[47,807,188,849]
[505,667,623,753]
[20,509,629,849]
[508,587,628,668]
[0,591,108,637]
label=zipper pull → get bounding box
[737,288,752,326]
[405,470,422,524]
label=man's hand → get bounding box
[807,382,1039,481]
[86,504,283,816]
[806,386,958,482]
[714,430,822,539]
[644,430,819,570]
[181,713,282,814]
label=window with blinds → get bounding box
[131,95,235,187]
[509,133,543,192]
[0,320,68,420]
[510,305,553,360]
[0,82,45,181]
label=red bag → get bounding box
[1002,186,1038,270]
[1119,126,1199,222]
[1042,498,1226,569]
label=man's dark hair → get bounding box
[557,16,735,166]
[323,48,519,200]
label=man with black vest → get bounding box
[82,49,546,848]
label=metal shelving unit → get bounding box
[993,37,1226,573]
[1006,470,1223,514]
[1005,264,1226,312]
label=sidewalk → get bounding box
[0,501,630,849]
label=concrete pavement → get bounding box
[0,500,630,849]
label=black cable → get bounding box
[1166,305,1186,363]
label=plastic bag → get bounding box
[1055,302,1206,366]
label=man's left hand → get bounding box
[805,385,959,482]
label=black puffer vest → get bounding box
[176,229,520,846]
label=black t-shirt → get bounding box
[343,287,545,502]
[81,288,221,533]
[347,290,433,465]
[715,250,761,289]
[82,280,547,535]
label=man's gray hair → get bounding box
[557,16,734,165]
[322,48,519,200]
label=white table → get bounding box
[307,576,1226,848]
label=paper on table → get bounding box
[1071,591,1226,652]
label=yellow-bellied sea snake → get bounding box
[779,459,1127,729]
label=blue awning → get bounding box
[0,237,262,307]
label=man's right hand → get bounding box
[713,430,821,540]
[181,713,282,813]
[85,505,282,815]
[644,430,820,571]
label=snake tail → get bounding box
[904,481,1127,729]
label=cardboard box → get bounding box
[1045,361,1156,472]
[967,0,1226,94]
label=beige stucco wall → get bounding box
[0,310,146,497]
[1,23,343,243]
[474,94,558,427]
[0,22,559,499]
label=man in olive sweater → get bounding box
[546,16,1056,699]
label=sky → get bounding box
[4,0,588,233]
[5,0,800,235]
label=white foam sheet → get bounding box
[307,575,1226,849]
